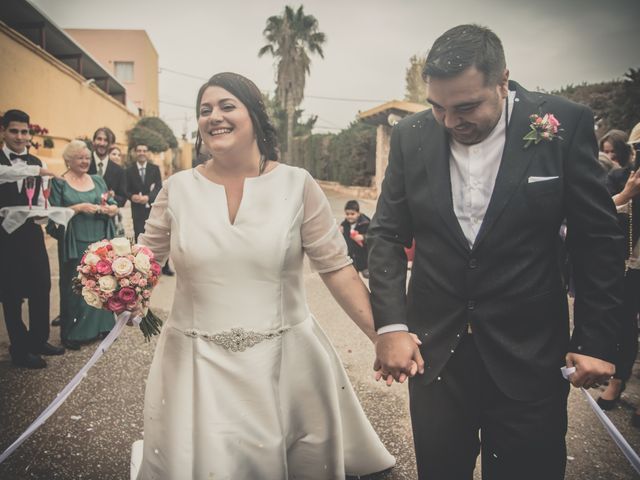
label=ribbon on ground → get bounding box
[0,311,139,464]
[561,366,640,474]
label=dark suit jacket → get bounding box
[125,162,162,234]
[88,155,128,207]
[368,81,625,401]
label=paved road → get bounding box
[1,188,639,479]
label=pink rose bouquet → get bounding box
[72,237,163,340]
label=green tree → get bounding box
[258,5,326,163]
[405,54,427,104]
[127,117,177,153]
[553,67,640,135]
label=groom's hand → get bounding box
[565,352,615,389]
[374,331,425,386]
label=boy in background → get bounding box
[340,200,370,278]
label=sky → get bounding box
[30,0,640,139]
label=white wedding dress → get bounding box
[131,165,395,479]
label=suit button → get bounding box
[468,258,478,269]
[467,300,476,310]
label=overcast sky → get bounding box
[30,0,640,138]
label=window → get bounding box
[114,61,134,82]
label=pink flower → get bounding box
[118,287,137,303]
[119,278,130,287]
[137,246,155,260]
[85,279,97,289]
[546,114,560,129]
[142,290,151,299]
[150,261,162,277]
[95,260,113,275]
[106,296,126,314]
[138,278,148,287]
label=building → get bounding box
[0,0,139,172]
[65,29,159,118]
[358,100,429,196]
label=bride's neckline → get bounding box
[194,162,281,187]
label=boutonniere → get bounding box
[523,113,563,148]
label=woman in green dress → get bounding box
[49,140,119,349]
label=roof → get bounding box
[358,100,429,126]
[0,0,127,104]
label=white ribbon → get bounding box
[0,311,140,464]
[561,366,640,474]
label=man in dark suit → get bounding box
[125,143,162,242]
[88,127,127,207]
[368,25,624,480]
[0,109,64,368]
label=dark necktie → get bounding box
[9,153,28,161]
[139,167,146,184]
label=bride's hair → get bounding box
[195,72,279,161]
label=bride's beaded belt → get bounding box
[180,326,290,352]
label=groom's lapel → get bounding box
[421,121,471,254]
[472,82,544,251]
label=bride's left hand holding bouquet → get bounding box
[0,236,165,464]
[73,237,163,340]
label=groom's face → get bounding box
[427,66,508,145]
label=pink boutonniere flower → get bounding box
[523,113,563,148]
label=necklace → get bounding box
[626,197,634,274]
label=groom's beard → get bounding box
[447,95,505,145]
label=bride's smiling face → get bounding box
[198,86,255,155]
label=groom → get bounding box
[368,25,624,479]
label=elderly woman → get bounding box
[49,140,118,349]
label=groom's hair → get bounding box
[423,24,506,86]
[1,109,29,128]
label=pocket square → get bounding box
[528,176,559,183]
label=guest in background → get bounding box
[340,200,370,279]
[0,109,64,368]
[598,152,617,173]
[600,129,632,170]
[108,145,123,166]
[88,127,127,208]
[49,140,118,349]
[125,143,162,242]
[106,145,126,237]
[598,127,640,425]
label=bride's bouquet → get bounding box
[72,237,163,340]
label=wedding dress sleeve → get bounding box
[138,182,171,264]
[301,171,353,273]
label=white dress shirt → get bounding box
[0,145,47,206]
[94,152,109,177]
[377,91,516,335]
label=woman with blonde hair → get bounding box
[48,140,119,349]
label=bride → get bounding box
[131,72,397,479]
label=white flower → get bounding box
[111,237,131,256]
[89,240,109,252]
[112,257,134,277]
[84,253,101,266]
[134,252,151,274]
[82,288,103,309]
[98,275,118,293]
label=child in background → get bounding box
[340,200,370,278]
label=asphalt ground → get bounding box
[0,189,638,479]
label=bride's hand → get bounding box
[373,332,423,385]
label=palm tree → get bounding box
[258,5,326,163]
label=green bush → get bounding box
[127,125,169,152]
[290,122,375,186]
[136,117,178,148]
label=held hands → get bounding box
[131,194,150,204]
[373,331,425,386]
[565,352,615,389]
